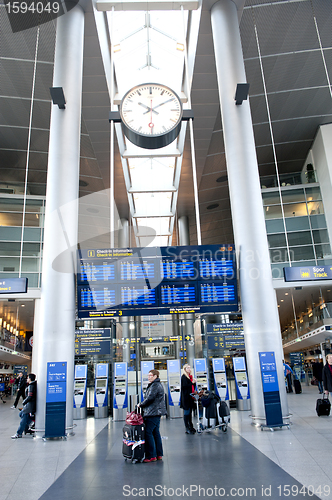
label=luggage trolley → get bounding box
[192,391,230,434]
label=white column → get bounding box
[118,219,130,363]
[178,216,195,367]
[211,0,288,421]
[35,4,85,435]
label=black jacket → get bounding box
[22,380,37,415]
[322,363,332,393]
[312,362,323,381]
[140,378,166,417]
[180,374,196,411]
[16,376,27,392]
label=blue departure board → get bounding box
[119,259,156,281]
[120,286,157,307]
[200,282,236,303]
[160,260,195,280]
[160,283,197,305]
[80,262,116,282]
[77,245,238,317]
[79,287,116,309]
[199,260,234,279]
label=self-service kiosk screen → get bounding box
[97,379,107,388]
[236,372,247,386]
[215,373,227,387]
[115,378,126,387]
[75,381,85,389]
[169,375,180,390]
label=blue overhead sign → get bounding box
[0,278,28,294]
[284,265,332,282]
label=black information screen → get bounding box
[77,245,237,317]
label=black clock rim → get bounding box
[122,120,182,149]
[120,83,183,147]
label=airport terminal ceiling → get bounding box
[0,0,332,334]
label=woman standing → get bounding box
[180,364,196,434]
[138,369,167,463]
[323,354,332,396]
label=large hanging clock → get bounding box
[120,83,183,150]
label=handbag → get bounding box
[311,378,319,386]
[125,409,144,426]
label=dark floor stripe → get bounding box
[39,418,319,500]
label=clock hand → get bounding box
[148,99,154,133]
[138,102,159,115]
[151,98,174,111]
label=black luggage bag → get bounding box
[294,378,302,394]
[316,395,331,417]
[122,422,145,462]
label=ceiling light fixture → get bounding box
[207,203,219,210]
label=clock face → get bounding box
[120,83,183,149]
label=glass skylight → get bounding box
[106,8,189,247]
[128,157,175,192]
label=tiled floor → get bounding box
[1,385,331,500]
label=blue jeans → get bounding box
[318,380,324,393]
[144,416,163,459]
[17,410,32,436]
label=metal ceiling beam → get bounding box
[96,0,199,12]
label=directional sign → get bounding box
[284,265,332,282]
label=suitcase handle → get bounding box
[323,394,330,400]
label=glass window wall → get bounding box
[264,185,330,277]
[0,195,44,287]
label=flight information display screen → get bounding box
[120,286,157,307]
[77,244,237,317]
[160,283,197,306]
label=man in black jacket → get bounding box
[11,372,27,409]
[11,373,37,438]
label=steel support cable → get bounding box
[19,26,40,276]
[251,8,292,267]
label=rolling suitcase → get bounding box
[294,378,302,394]
[122,422,145,462]
[122,408,145,462]
[316,395,331,417]
[218,401,230,428]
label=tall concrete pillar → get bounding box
[34,4,85,435]
[119,219,130,363]
[178,216,195,367]
[119,218,129,248]
[211,0,288,420]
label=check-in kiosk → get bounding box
[141,361,154,401]
[194,358,209,391]
[73,364,88,420]
[167,359,181,418]
[233,357,250,410]
[113,362,128,421]
[212,358,229,402]
[94,363,109,418]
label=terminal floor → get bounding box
[1,387,332,500]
